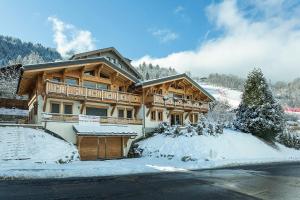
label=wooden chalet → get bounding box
[16,47,215,160]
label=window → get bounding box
[174,93,183,99]
[86,107,107,117]
[64,104,73,114]
[52,77,61,82]
[83,81,97,89]
[97,83,109,90]
[100,72,110,79]
[151,110,156,121]
[83,81,109,90]
[127,110,133,119]
[158,89,163,95]
[189,113,199,124]
[118,109,125,118]
[65,77,78,85]
[119,86,125,92]
[186,95,192,100]
[51,103,60,113]
[158,111,163,121]
[84,70,94,76]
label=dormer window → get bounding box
[84,70,94,76]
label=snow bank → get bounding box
[138,129,300,162]
[0,127,79,163]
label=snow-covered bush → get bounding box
[156,116,224,137]
[156,122,170,134]
[215,121,224,134]
[277,131,300,150]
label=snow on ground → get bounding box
[138,129,300,162]
[199,83,242,108]
[1,127,300,179]
[0,127,78,163]
[0,107,28,116]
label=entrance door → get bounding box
[170,113,183,126]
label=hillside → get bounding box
[0,126,78,163]
[0,35,61,67]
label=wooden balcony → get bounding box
[146,94,209,111]
[41,113,143,125]
[45,81,141,106]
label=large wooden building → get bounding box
[17,47,215,160]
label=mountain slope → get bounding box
[0,35,61,67]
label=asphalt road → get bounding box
[1,162,300,200]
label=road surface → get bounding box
[1,162,300,200]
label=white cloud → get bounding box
[174,6,184,14]
[149,29,179,43]
[48,16,95,58]
[173,5,191,23]
[134,0,300,81]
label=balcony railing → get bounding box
[41,113,143,125]
[146,94,209,111]
[45,81,141,105]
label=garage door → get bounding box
[78,136,124,160]
[79,136,98,160]
[106,137,122,159]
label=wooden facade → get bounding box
[17,47,215,160]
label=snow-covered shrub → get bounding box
[277,130,300,150]
[196,123,204,135]
[156,122,170,134]
[215,121,224,134]
[181,156,197,162]
[207,123,215,136]
[187,124,193,133]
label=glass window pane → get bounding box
[83,81,97,89]
[51,103,60,113]
[118,109,124,118]
[127,110,132,119]
[86,107,107,117]
[97,83,108,90]
[64,104,73,114]
[52,77,61,82]
[65,78,78,85]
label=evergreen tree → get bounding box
[234,68,285,141]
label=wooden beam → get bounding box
[80,100,86,114]
[42,95,47,112]
[111,104,116,116]
[134,106,141,118]
[96,64,103,77]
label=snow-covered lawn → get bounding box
[1,127,300,179]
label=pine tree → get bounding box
[234,68,285,141]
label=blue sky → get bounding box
[0,0,215,58]
[1,0,300,81]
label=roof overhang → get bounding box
[73,124,138,137]
[70,47,142,79]
[17,57,139,95]
[137,73,215,101]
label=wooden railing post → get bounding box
[66,85,69,96]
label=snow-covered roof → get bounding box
[73,124,138,136]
